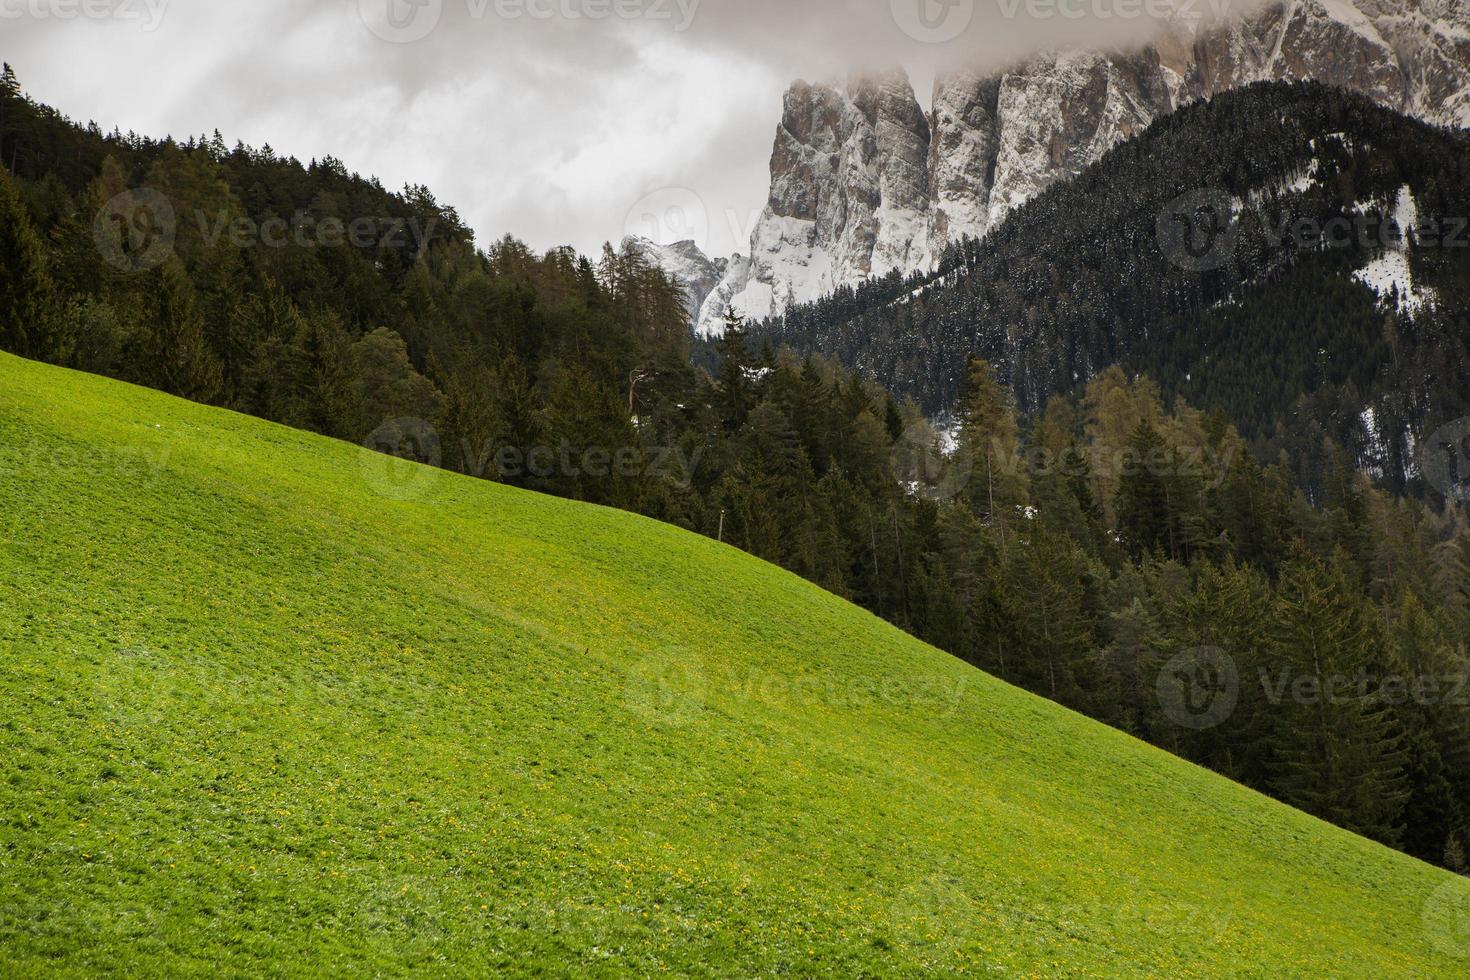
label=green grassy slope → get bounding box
[1,352,1467,977]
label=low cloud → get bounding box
[5,0,1267,258]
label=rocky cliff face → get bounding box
[625,236,729,327]
[702,72,932,331]
[692,0,1470,335]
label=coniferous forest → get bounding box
[756,82,1470,501]
[4,66,1470,874]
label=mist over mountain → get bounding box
[751,80,1470,502]
[651,0,1470,336]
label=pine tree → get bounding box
[1115,419,1172,561]
[1385,591,1470,867]
[1032,442,1105,553]
[1097,597,1165,735]
[49,157,128,299]
[1446,833,1468,876]
[715,309,753,431]
[0,166,54,359]
[0,64,20,174]
[347,327,444,440]
[1383,593,1455,863]
[138,263,222,403]
[1432,529,1470,636]
[883,396,904,443]
[1161,560,1273,784]
[1082,367,1163,523]
[1266,549,1408,846]
[956,358,1028,543]
[995,528,1099,710]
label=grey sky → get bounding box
[3,0,1251,258]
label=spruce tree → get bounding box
[138,263,223,403]
[1432,530,1470,637]
[0,64,19,175]
[1161,560,1273,785]
[1266,549,1408,846]
[1115,419,1171,561]
[996,528,1098,709]
[715,309,753,431]
[1098,597,1165,736]
[0,166,53,359]
[956,357,1028,543]
[1385,592,1470,867]
[1446,833,1468,876]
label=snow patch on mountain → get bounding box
[625,236,729,327]
[695,0,1470,337]
[1354,251,1433,311]
[1352,186,1436,311]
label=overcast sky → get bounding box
[5,0,1246,258]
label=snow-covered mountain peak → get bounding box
[690,0,1470,337]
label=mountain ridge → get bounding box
[665,0,1470,335]
[751,80,1470,498]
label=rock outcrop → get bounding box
[692,0,1470,335]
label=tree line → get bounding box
[3,66,1469,872]
[755,81,1470,503]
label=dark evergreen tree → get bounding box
[1266,549,1409,846]
[0,165,53,359]
[2,73,1467,871]
[138,263,222,403]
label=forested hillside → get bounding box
[4,67,1470,872]
[8,351,1470,975]
[755,81,1470,500]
